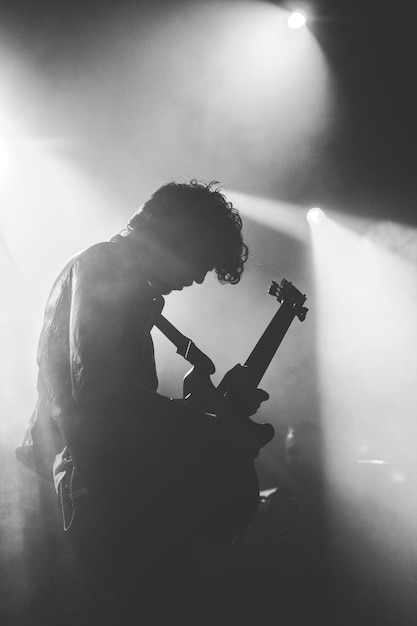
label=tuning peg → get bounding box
[296,306,308,322]
[268,280,280,298]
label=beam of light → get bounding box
[206,2,327,129]
[287,11,307,29]
[1,1,336,215]
[122,0,333,192]
[228,190,311,242]
[0,126,124,448]
[309,212,417,617]
[0,136,121,318]
[0,123,126,617]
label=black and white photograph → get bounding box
[1,1,416,624]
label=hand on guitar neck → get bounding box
[216,363,269,418]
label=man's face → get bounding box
[149,242,215,295]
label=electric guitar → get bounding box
[156,278,308,448]
[154,279,308,541]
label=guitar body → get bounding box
[183,366,262,541]
[190,453,260,544]
[183,364,275,447]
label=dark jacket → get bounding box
[18,234,259,540]
[19,235,166,484]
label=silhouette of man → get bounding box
[25,180,269,623]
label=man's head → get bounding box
[126,180,248,293]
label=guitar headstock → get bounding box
[269,279,308,321]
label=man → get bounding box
[24,180,269,623]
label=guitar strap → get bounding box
[153,313,216,375]
[147,283,215,375]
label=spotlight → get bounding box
[287,11,307,29]
[306,207,325,225]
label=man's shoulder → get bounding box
[72,240,131,278]
[71,239,152,297]
[74,240,120,266]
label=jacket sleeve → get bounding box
[68,248,162,409]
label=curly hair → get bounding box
[127,180,248,284]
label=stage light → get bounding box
[287,11,307,29]
[306,207,325,225]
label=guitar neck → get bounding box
[244,303,298,387]
[156,278,307,399]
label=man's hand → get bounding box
[218,364,269,418]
